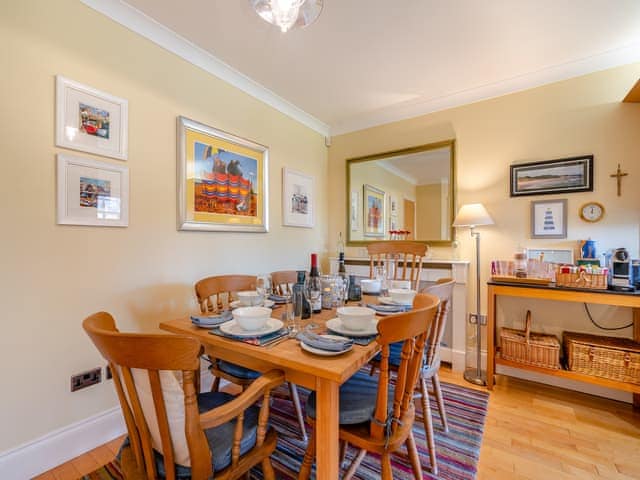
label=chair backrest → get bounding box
[194,274,256,313]
[372,293,440,442]
[367,241,427,290]
[270,270,297,295]
[82,312,212,480]
[423,278,455,366]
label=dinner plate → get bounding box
[230,299,275,309]
[326,317,378,337]
[219,318,284,337]
[300,334,354,356]
[379,296,412,306]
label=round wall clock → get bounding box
[579,202,605,222]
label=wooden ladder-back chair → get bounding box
[367,241,428,290]
[83,312,284,480]
[299,293,440,480]
[195,274,308,441]
[368,277,455,474]
[270,270,297,296]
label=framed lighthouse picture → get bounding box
[531,199,567,239]
[177,116,269,232]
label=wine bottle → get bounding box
[338,252,346,275]
[309,254,322,313]
[337,231,345,257]
[293,270,311,319]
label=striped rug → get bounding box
[83,380,487,480]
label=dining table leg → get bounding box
[315,377,340,479]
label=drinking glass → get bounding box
[335,274,350,307]
[304,276,322,330]
[256,274,271,305]
[375,266,389,296]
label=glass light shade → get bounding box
[250,0,323,32]
[453,203,494,228]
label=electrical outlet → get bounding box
[70,367,102,392]
[105,365,112,380]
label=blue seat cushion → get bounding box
[152,391,260,477]
[373,341,404,367]
[217,360,261,380]
[306,371,392,425]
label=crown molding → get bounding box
[331,43,640,136]
[375,160,417,185]
[80,0,330,137]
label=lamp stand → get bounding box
[463,226,487,386]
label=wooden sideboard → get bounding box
[335,257,469,371]
[487,280,640,408]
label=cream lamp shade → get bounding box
[453,203,494,228]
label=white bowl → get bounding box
[389,288,416,305]
[337,306,375,331]
[390,280,411,290]
[360,279,381,294]
[232,306,271,331]
[237,290,263,306]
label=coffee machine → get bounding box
[609,248,634,291]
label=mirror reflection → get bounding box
[346,140,455,245]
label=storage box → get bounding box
[500,311,561,369]
[563,332,640,385]
[556,271,607,290]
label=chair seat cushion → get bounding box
[217,360,261,380]
[306,371,392,425]
[153,391,260,477]
[373,341,404,367]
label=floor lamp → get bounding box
[453,203,494,386]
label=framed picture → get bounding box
[56,76,128,161]
[350,190,359,231]
[389,195,398,216]
[363,184,385,237]
[282,167,313,228]
[531,199,567,239]
[56,154,129,227]
[510,155,593,197]
[177,116,268,232]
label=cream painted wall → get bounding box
[0,1,327,452]
[329,64,640,362]
[349,162,413,240]
[415,183,442,239]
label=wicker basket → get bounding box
[556,271,607,290]
[563,332,640,385]
[500,310,561,369]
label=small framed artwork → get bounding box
[363,184,385,237]
[510,155,593,197]
[177,116,268,232]
[56,76,128,161]
[389,195,398,216]
[57,154,129,227]
[282,167,313,228]
[531,199,567,239]
[350,190,359,231]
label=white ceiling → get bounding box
[87,0,640,135]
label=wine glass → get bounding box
[304,276,322,330]
[256,274,271,305]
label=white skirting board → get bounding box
[0,368,216,478]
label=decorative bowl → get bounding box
[336,306,375,331]
[232,306,271,331]
[388,288,416,305]
[360,279,381,294]
[237,290,263,306]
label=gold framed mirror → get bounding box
[346,139,455,246]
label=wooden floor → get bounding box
[34,368,640,480]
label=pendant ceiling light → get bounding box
[250,0,323,33]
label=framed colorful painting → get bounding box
[363,184,385,237]
[177,116,268,232]
[282,167,313,228]
[56,154,129,227]
[56,76,128,161]
[510,155,593,197]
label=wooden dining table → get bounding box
[159,300,381,479]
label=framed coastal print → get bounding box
[531,199,567,239]
[282,167,313,228]
[177,116,268,232]
[363,184,385,237]
[56,76,128,161]
[56,154,129,227]
[510,155,593,197]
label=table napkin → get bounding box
[208,327,288,346]
[268,294,289,304]
[366,303,411,314]
[190,311,233,327]
[297,331,354,352]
